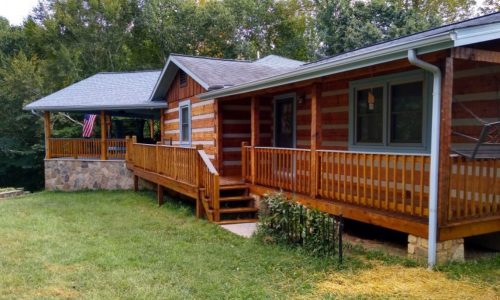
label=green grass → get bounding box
[0,190,497,299]
[0,191,346,299]
[436,254,500,286]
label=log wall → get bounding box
[162,71,217,164]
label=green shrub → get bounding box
[257,192,342,259]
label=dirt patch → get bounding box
[33,286,80,299]
[45,263,82,274]
[315,263,499,299]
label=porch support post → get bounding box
[438,57,454,226]
[160,109,165,143]
[215,99,224,174]
[100,111,107,160]
[44,111,51,159]
[251,96,259,184]
[310,84,321,198]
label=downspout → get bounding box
[407,49,441,268]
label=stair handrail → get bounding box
[197,149,220,222]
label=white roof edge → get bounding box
[23,103,167,112]
[171,56,211,90]
[199,23,500,100]
[147,56,210,102]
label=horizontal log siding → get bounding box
[221,99,251,176]
[162,71,216,163]
[319,81,349,150]
[451,64,500,147]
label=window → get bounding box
[349,70,430,152]
[179,103,191,145]
[179,70,187,87]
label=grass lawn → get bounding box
[0,191,498,299]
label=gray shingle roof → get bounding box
[24,70,164,111]
[149,54,303,100]
[174,54,304,87]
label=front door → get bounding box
[275,96,295,148]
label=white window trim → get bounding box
[179,99,191,146]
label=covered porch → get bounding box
[213,47,500,242]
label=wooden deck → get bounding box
[241,145,500,240]
[126,138,257,224]
[124,139,499,239]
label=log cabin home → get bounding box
[25,13,500,265]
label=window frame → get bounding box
[179,100,191,146]
[348,70,432,153]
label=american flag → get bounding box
[82,114,97,137]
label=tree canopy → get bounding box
[0,0,495,190]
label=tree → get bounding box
[479,0,500,15]
[315,0,441,56]
[389,0,477,23]
[0,52,46,190]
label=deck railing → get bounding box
[198,149,220,222]
[317,150,431,218]
[447,156,500,223]
[243,145,311,195]
[48,138,126,160]
[126,138,220,220]
[127,142,199,186]
[243,145,430,218]
[243,145,500,224]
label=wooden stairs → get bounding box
[201,178,258,224]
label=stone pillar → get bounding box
[408,234,464,263]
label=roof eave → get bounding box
[148,56,210,102]
[199,32,458,100]
[23,103,167,112]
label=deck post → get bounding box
[44,111,51,159]
[310,84,321,198]
[439,57,454,226]
[125,136,130,162]
[241,142,248,181]
[133,175,139,192]
[215,100,224,174]
[195,145,203,188]
[157,184,164,206]
[100,111,107,160]
[251,96,260,185]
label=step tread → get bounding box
[216,219,258,225]
[219,196,254,202]
[220,207,259,213]
[219,184,249,191]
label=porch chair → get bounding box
[451,100,500,159]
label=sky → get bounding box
[0,0,39,25]
[0,0,492,26]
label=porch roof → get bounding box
[23,70,165,113]
[199,12,500,100]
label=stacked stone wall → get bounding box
[45,159,133,191]
[408,235,464,263]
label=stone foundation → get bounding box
[408,235,464,263]
[45,159,134,191]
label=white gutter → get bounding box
[407,49,441,269]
